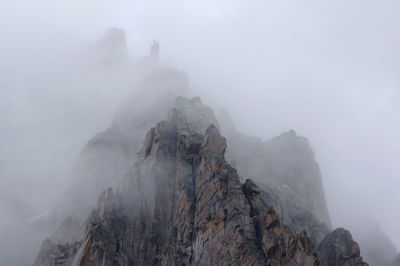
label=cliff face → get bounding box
[34,96,371,265]
[35,98,322,265]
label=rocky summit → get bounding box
[34,95,373,265]
[30,40,375,266]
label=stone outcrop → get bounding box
[317,228,368,266]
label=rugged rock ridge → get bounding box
[67,58,331,249]
[35,98,324,265]
[34,97,371,265]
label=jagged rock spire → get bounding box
[33,96,371,266]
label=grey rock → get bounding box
[317,228,368,266]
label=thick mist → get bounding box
[1,0,399,265]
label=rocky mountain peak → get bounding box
[34,96,372,265]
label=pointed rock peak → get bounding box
[200,124,227,157]
[205,124,219,136]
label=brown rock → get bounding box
[243,179,319,266]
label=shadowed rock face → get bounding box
[317,228,368,266]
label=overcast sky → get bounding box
[1,0,399,263]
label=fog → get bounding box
[1,0,399,265]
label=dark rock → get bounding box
[317,228,368,266]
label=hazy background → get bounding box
[1,0,399,265]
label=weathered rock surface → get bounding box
[317,228,368,266]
